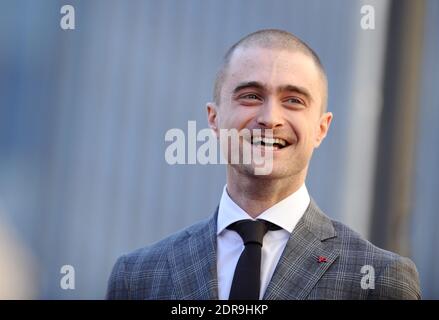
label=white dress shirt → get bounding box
[216,183,310,300]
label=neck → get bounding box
[226,167,307,218]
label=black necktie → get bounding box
[227,219,281,300]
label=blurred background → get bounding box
[0,0,438,299]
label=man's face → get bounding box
[208,46,332,179]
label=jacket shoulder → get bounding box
[126,216,211,263]
[106,216,212,299]
[329,219,421,299]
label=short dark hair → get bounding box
[213,29,328,111]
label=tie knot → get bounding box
[227,219,280,246]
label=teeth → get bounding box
[252,137,287,147]
[274,138,287,147]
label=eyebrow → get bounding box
[277,84,313,103]
[232,81,313,102]
[232,81,266,94]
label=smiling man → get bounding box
[106,29,421,300]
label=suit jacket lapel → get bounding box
[167,208,219,299]
[264,199,339,300]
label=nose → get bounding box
[256,98,284,129]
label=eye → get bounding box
[237,93,263,105]
[286,97,303,104]
[284,97,306,107]
[241,93,260,100]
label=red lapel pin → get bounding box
[318,256,328,263]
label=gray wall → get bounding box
[0,0,437,298]
[411,0,439,299]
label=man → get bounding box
[106,29,421,299]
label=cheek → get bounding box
[294,114,321,143]
[290,122,316,148]
[218,106,257,129]
[286,115,307,141]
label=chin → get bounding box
[235,162,298,179]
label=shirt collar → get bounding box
[217,183,310,235]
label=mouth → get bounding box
[250,136,292,151]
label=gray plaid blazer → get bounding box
[106,199,421,299]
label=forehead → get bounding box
[225,47,323,100]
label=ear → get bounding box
[207,102,219,137]
[314,112,333,148]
